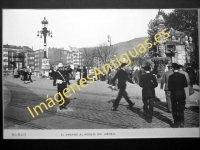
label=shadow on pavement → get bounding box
[4,80,58,128]
[186,106,199,113]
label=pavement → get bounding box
[3,75,199,130]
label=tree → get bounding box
[165,9,198,68]
[147,9,199,68]
[94,43,117,65]
[147,10,168,57]
[80,47,95,69]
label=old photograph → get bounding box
[3,9,199,139]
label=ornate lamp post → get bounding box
[37,17,53,76]
[107,34,111,46]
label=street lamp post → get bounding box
[37,17,53,76]
[107,34,111,46]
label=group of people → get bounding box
[50,61,198,128]
[13,66,33,84]
[110,62,197,128]
[160,63,199,128]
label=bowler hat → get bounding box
[172,63,180,70]
[120,63,127,68]
[142,65,151,71]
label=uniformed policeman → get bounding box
[168,63,188,128]
[53,63,70,110]
[139,65,158,123]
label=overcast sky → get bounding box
[3,9,174,50]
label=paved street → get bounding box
[3,75,199,129]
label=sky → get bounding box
[3,9,174,50]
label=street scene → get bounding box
[3,9,200,138]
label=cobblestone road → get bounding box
[3,76,199,129]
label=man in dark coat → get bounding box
[168,63,188,128]
[64,65,72,85]
[53,63,70,110]
[186,63,195,87]
[139,65,158,123]
[111,63,135,111]
[76,65,82,85]
[82,66,87,82]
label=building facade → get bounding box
[3,44,34,70]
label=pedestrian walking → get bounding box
[179,64,190,101]
[23,67,28,84]
[27,65,33,82]
[76,65,82,85]
[53,63,70,110]
[111,63,135,111]
[160,64,173,113]
[82,66,87,84]
[66,65,72,85]
[186,63,195,87]
[14,67,19,78]
[168,63,188,128]
[139,65,158,123]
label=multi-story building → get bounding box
[69,47,83,67]
[34,49,44,70]
[3,44,34,70]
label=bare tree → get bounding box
[94,42,117,65]
[80,47,95,68]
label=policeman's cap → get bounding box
[58,63,63,68]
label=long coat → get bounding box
[139,73,158,99]
[186,66,195,86]
[160,70,173,91]
[82,68,87,79]
[14,68,19,76]
[179,70,190,101]
[168,72,188,107]
[112,68,128,90]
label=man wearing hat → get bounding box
[53,63,70,110]
[139,65,158,123]
[160,63,174,113]
[111,63,135,111]
[168,63,188,128]
[179,64,190,101]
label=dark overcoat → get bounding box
[168,72,188,108]
[139,73,158,99]
[112,68,128,90]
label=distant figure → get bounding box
[23,67,28,84]
[139,65,158,123]
[66,65,72,85]
[168,63,188,128]
[186,63,195,87]
[111,63,135,111]
[76,65,82,85]
[27,65,33,82]
[14,67,19,78]
[82,66,87,79]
